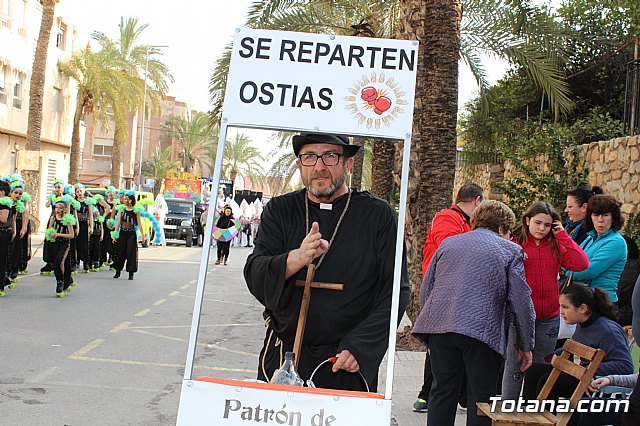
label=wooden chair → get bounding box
[477,339,605,426]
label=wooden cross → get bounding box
[292,264,344,369]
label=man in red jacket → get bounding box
[414,182,484,412]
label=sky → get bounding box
[60,0,509,118]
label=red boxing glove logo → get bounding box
[360,86,377,105]
[373,96,392,115]
[360,86,392,115]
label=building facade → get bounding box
[80,95,195,190]
[0,0,82,226]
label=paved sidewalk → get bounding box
[383,332,467,425]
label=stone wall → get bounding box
[453,135,640,216]
[577,135,640,215]
[453,162,504,201]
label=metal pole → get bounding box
[183,121,228,380]
[137,47,150,189]
[384,133,411,399]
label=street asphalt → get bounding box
[0,233,466,425]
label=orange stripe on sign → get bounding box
[194,377,385,399]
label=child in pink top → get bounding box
[501,201,589,399]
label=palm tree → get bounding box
[222,133,265,185]
[393,0,462,324]
[161,112,216,174]
[143,145,180,197]
[24,0,58,218]
[210,1,573,124]
[350,137,365,189]
[93,17,173,187]
[371,139,396,201]
[58,48,142,183]
[212,0,575,325]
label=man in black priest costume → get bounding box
[244,132,410,392]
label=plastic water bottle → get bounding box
[270,352,304,386]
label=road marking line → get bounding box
[168,291,180,296]
[130,329,259,358]
[110,322,131,334]
[176,294,261,307]
[154,299,167,306]
[67,355,254,373]
[179,284,190,290]
[141,259,201,265]
[135,309,150,317]
[69,339,105,358]
[31,380,161,393]
[126,323,263,330]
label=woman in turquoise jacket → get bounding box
[569,195,627,302]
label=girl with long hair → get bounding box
[501,201,589,399]
[8,179,30,283]
[522,284,633,401]
[0,179,15,296]
[46,198,76,297]
[102,186,118,267]
[41,179,65,275]
[111,193,143,280]
[215,206,235,265]
[74,185,93,273]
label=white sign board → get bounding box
[177,28,419,426]
[223,28,418,139]
[177,379,392,426]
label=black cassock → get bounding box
[244,189,409,392]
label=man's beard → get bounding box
[305,167,347,200]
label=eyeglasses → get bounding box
[591,212,612,219]
[298,152,342,167]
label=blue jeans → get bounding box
[501,315,559,399]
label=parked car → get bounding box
[165,198,197,247]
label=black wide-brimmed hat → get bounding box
[292,132,361,157]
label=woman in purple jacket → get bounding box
[413,200,536,426]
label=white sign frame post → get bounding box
[177,28,418,426]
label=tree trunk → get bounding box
[24,0,57,218]
[397,0,461,324]
[371,139,395,202]
[68,94,84,183]
[350,136,365,190]
[111,124,124,188]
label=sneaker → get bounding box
[19,269,28,275]
[413,399,428,413]
[458,403,467,412]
